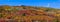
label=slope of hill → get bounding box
[0,5,60,22]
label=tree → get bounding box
[22,13,26,16]
[0,6,5,13]
[0,14,3,18]
[21,5,26,9]
[56,16,59,22]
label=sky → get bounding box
[0,0,60,9]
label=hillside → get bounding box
[0,5,60,22]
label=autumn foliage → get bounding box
[0,5,60,22]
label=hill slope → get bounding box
[0,5,60,22]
